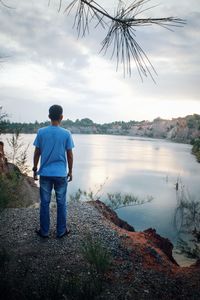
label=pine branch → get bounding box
[0,0,15,9]
[0,1,169,81]
[61,0,186,81]
[1,0,186,80]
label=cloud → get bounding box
[0,0,199,123]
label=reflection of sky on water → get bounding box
[59,134,200,244]
[1,134,200,243]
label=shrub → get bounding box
[0,172,22,210]
[69,187,153,211]
[191,138,200,162]
[81,233,112,275]
[106,192,153,210]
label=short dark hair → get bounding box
[49,105,63,121]
[0,141,4,146]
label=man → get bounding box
[33,105,74,238]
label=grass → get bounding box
[80,233,112,275]
[0,234,113,300]
[0,171,22,210]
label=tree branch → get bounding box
[0,0,15,9]
[61,0,186,81]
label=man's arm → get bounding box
[66,149,73,182]
[33,147,40,180]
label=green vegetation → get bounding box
[0,131,30,209]
[0,117,141,135]
[106,192,153,210]
[69,188,153,210]
[0,106,8,135]
[0,171,22,210]
[69,186,105,203]
[176,238,200,259]
[186,115,200,161]
[7,131,30,174]
[81,233,112,275]
[40,269,108,300]
[186,114,200,130]
[174,185,200,259]
[191,138,200,162]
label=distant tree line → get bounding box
[186,115,200,162]
[0,117,142,135]
[186,114,200,130]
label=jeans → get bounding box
[39,176,68,237]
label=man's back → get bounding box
[34,125,74,177]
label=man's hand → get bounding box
[66,149,73,182]
[32,167,38,181]
[33,147,40,181]
[33,171,38,181]
[67,172,72,182]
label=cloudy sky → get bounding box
[0,0,199,123]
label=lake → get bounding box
[1,133,200,259]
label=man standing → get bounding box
[33,105,74,238]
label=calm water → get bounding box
[2,134,200,244]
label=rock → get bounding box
[88,200,135,232]
[144,228,179,266]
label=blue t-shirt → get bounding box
[33,125,74,177]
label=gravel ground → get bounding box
[0,200,127,299]
[0,200,200,300]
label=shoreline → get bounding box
[0,131,194,144]
[1,168,197,270]
[1,201,200,299]
[30,200,196,268]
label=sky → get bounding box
[0,0,199,123]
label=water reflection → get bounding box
[1,134,200,245]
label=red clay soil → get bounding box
[89,200,200,277]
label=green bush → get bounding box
[81,233,112,275]
[0,172,22,210]
[191,138,200,162]
[106,192,153,210]
[69,188,153,211]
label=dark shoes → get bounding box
[35,229,49,238]
[57,229,70,238]
[35,229,70,238]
